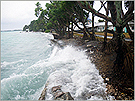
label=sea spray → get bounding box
[43,45,113,100]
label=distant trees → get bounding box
[23,2,47,32]
[23,25,29,31]
[23,1,97,40]
[44,1,69,38]
[29,20,37,32]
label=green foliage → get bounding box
[24,2,49,32]
[98,19,105,22]
[23,25,29,31]
[26,1,92,35]
[35,2,43,17]
[45,30,50,33]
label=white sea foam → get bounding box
[1,59,27,68]
[43,45,113,100]
[49,46,58,59]
[40,32,54,39]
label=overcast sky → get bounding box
[1,1,127,31]
[1,1,50,30]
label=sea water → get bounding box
[1,31,114,100]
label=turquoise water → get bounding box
[1,31,113,100]
[1,31,54,100]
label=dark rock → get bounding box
[52,85,62,92]
[60,92,74,100]
[85,49,90,52]
[54,91,65,99]
[52,33,59,39]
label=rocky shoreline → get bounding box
[83,40,134,100]
[39,37,134,100]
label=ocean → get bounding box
[1,31,113,100]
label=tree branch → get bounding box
[123,2,134,20]
[100,1,108,14]
[122,13,134,28]
[77,1,114,25]
[98,1,107,12]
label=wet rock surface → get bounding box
[51,85,74,100]
[39,85,74,100]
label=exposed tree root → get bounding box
[101,38,134,89]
